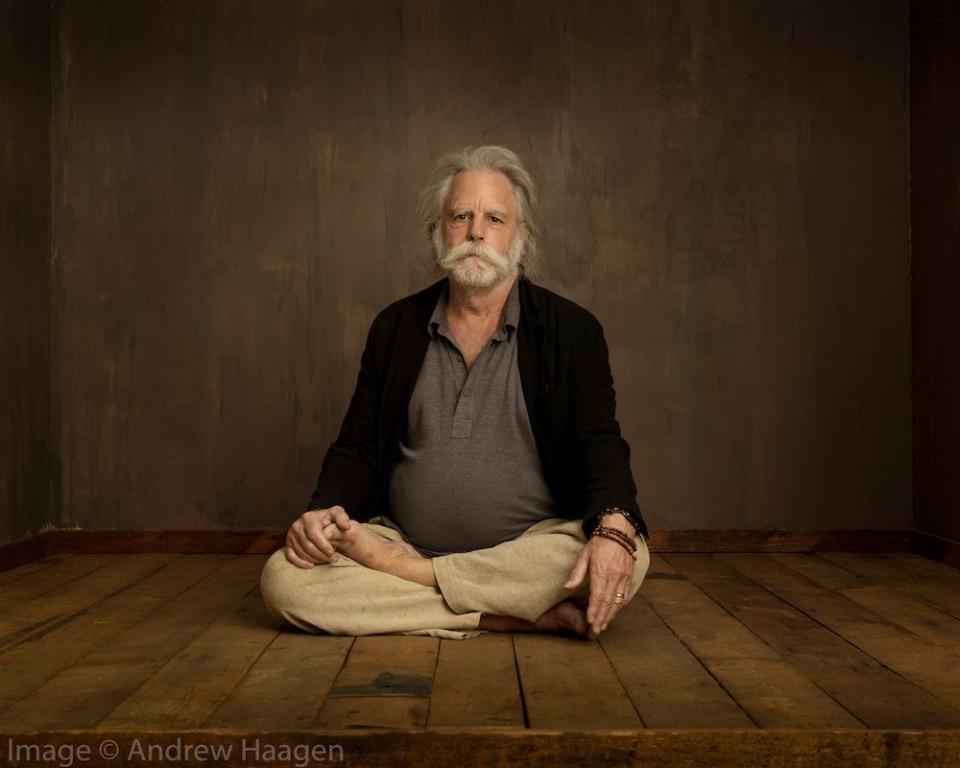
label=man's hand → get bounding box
[563,514,637,639]
[284,505,352,569]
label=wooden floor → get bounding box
[1,550,960,767]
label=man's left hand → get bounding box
[563,514,637,639]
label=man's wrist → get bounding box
[599,507,640,535]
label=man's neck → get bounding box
[446,271,518,328]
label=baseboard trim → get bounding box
[647,529,913,553]
[0,530,55,573]
[0,529,282,571]
[908,528,960,568]
[2,526,957,572]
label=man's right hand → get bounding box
[284,505,352,568]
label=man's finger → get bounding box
[286,534,313,563]
[321,522,341,561]
[587,568,609,625]
[601,561,635,631]
[600,577,631,632]
[285,542,314,569]
[595,573,623,631]
[331,505,351,530]
[302,518,336,559]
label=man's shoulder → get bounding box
[369,277,445,329]
[519,277,603,332]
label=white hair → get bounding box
[417,145,540,276]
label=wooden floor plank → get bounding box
[818,552,960,620]
[0,555,235,713]
[205,632,354,729]
[513,633,642,729]
[0,555,266,730]
[894,552,960,586]
[642,554,863,729]
[721,553,960,710]
[315,635,438,729]
[599,580,755,729]
[0,558,58,587]
[101,593,283,729]
[4,548,960,746]
[667,553,960,728]
[428,633,524,729]
[0,555,122,612]
[0,554,177,652]
[770,553,960,654]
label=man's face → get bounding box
[435,169,525,290]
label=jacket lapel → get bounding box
[517,276,550,468]
[379,277,446,462]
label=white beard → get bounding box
[434,231,524,290]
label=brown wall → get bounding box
[52,0,911,534]
[912,0,960,541]
[0,0,51,545]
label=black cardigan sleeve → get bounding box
[569,313,649,542]
[303,314,385,520]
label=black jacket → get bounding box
[305,275,649,542]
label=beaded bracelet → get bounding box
[600,506,642,535]
[594,525,638,554]
[592,527,638,559]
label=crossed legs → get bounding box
[259,516,650,640]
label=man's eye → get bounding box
[490,216,503,224]
[453,213,468,221]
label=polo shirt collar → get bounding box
[428,276,521,342]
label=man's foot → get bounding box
[324,521,423,569]
[532,599,590,638]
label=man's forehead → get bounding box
[446,169,516,210]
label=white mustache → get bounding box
[438,241,509,271]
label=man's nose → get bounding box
[468,216,486,240]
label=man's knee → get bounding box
[260,548,299,622]
[628,534,651,600]
[259,548,375,636]
[259,548,339,626]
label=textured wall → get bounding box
[0,0,51,545]
[912,0,960,542]
[53,0,911,534]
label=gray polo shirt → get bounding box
[380,277,557,557]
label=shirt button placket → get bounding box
[452,365,474,438]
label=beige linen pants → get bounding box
[260,515,651,640]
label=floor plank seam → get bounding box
[510,633,531,729]
[91,573,268,730]
[876,554,960,621]
[201,622,283,728]
[0,556,239,718]
[595,635,648,729]
[1,556,184,653]
[636,591,761,729]
[424,636,441,728]
[659,554,875,729]
[745,553,959,662]
[715,553,956,724]
[311,637,357,728]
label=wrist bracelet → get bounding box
[601,506,641,534]
[594,524,637,550]
[592,528,638,559]
[594,531,638,560]
[594,525,633,544]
